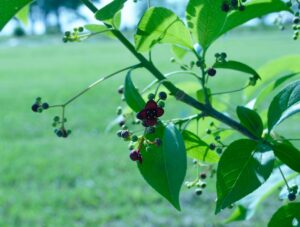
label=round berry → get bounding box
[221,3,230,12]
[31,103,39,112]
[216,148,223,154]
[117,130,122,137]
[62,37,68,43]
[36,97,42,102]
[200,173,207,180]
[221,52,227,59]
[209,143,216,150]
[288,193,297,201]
[146,147,152,152]
[193,159,198,165]
[207,68,217,76]
[129,150,139,161]
[78,27,84,32]
[65,31,71,37]
[37,107,43,113]
[293,17,300,24]
[195,189,202,196]
[118,85,124,94]
[158,92,167,100]
[119,120,126,127]
[53,116,60,122]
[131,135,138,142]
[121,130,130,139]
[56,129,63,137]
[196,60,201,67]
[158,101,165,108]
[206,129,212,134]
[215,135,221,141]
[148,93,155,100]
[42,103,49,110]
[201,182,207,189]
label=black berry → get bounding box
[78,27,84,32]
[42,103,49,110]
[195,189,202,196]
[118,85,124,94]
[158,92,167,100]
[130,150,139,161]
[221,3,230,12]
[200,173,207,180]
[31,103,39,112]
[121,130,130,139]
[288,193,297,201]
[207,68,217,76]
[209,143,216,150]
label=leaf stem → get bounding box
[278,166,291,190]
[211,85,249,96]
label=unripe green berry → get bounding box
[131,135,138,142]
[158,101,165,108]
[148,93,155,100]
[78,27,84,32]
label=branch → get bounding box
[79,0,259,141]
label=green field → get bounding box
[0,30,300,226]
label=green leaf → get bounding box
[124,71,145,113]
[254,72,300,108]
[213,60,261,80]
[272,141,300,173]
[138,123,187,210]
[95,0,126,23]
[225,205,248,223]
[236,106,263,138]
[182,130,219,163]
[84,24,108,33]
[0,0,34,31]
[186,0,226,50]
[268,80,300,131]
[268,203,300,227]
[171,45,189,59]
[135,7,193,52]
[196,88,212,104]
[216,139,274,214]
[221,0,291,36]
[186,0,290,50]
[16,4,29,26]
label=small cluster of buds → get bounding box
[185,171,208,196]
[63,27,85,43]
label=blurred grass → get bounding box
[0,30,300,226]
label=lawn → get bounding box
[0,30,300,226]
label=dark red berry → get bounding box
[207,68,217,76]
[200,173,207,180]
[221,3,230,12]
[31,103,39,112]
[288,193,297,201]
[158,92,167,100]
[130,150,139,161]
[42,103,49,109]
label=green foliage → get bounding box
[196,88,212,104]
[171,45,189,59]
[236,106,263,138]
[124,70,145,113]
[268,203,300,227]
[186,0,289,50]
[138,123,187,210]
[135,7,193,52]
[216,139,274,213]
[213,60,260,80]
[268,80,300,131]
[272,141,300,173]
[0,0,34,31]
[182,130,219,163]
[95,0,126,24]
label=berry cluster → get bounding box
[206,122,226,154]
[116,86,167,164]
[63,27,84,43]
[31,97,49,113]
[221,0,246,13]
[292,16,300,40]
[185,169,209,196]
[52,116,71,138]
[215,52,227,63]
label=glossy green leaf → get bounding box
[124,71,145,113]
[0,0,34,31]
[182,130,219,163]
[254,72,300,108]
[84,24,108,33]
[186,0,290,50]
[138,123,187,210]
[225,167,298,223]
[268,80,300,131]
[216,139,274,214]
[172,45,189,59]
[268,203,300,227]
[213,60,260,80]
[95,0,126,23]
[236,106,263,138]
[246,55,300,100]
[186,0,226,50]
[272,141,300,173]
[135,7,193,52]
